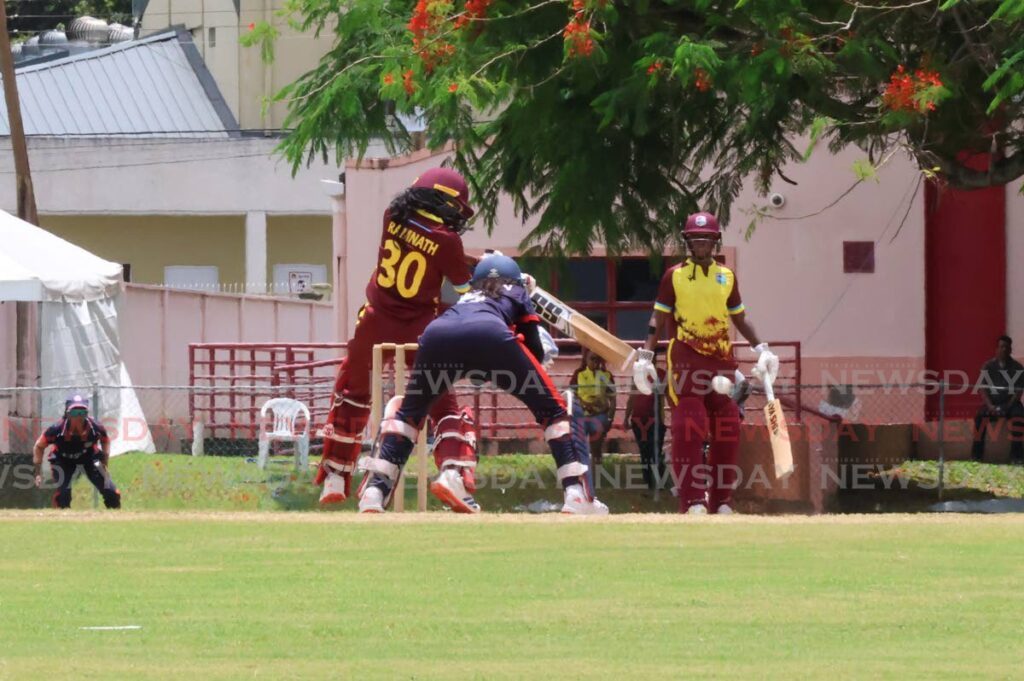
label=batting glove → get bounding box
[632,349,658,395]
[752,343,780,384]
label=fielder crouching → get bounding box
[357,254,608,515]
[32,395,121,509]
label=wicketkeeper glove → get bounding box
[538,326,558,369]
[751,343,780,384]
[632,349,658,395]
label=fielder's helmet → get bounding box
[683,211,721,237]
[472,254,522,284]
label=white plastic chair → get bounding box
[258,398,311,470]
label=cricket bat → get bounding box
[762,374,794,479]
[530,286,636,371]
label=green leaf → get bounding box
[852,159,878,182]
[803,116,832,161]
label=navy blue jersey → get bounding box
[43,417,108,459]
[443,283,540,328]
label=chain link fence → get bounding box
[3,376,1021,511]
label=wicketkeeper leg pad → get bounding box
[545,416,594,500]
[356,396,420,505]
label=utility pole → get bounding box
[0,1,38,224]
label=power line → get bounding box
[0,150,292,173]
[8,134,288,155]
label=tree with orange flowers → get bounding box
[249,0,1024,252]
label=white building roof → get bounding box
[0,28,238,138]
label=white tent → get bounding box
[0,210,154,455]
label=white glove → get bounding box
[521,272,537,293]
[538,326,558,369]
[751,343,779,384]
[632,349,658,395]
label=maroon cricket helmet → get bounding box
[411,167,475,220]
[683,211,721,237]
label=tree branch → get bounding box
[927,150,1024,189]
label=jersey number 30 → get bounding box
[377,239,427,298]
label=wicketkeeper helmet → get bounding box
[472,254,522,284]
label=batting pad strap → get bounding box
[556,462,589,482]
[434,431,477,446]
[324,460,356,474]
[439,459,477,470]
[357,456,401,481]
[382,418,419,442]
[544,420,572,440]
[332,394,371,410]
[318,430,361,445]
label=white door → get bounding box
[164,266,220,291]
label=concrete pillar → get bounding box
[245,210,267,294]
[322,179,348,341]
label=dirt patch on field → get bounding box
[2,509,1024,526]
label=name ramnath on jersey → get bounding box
[387,221,440,257]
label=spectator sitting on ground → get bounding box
[570,350,616,465]
[972,335,1024,463]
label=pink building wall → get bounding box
[337,147,963,387]
[0,302,14,387]
[119,284,333,421]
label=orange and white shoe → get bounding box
[561,484,609,516]
[429,468,481,514]
[318,463,350,507]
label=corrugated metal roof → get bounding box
[0,28,238,138]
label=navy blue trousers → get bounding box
[377,318,591,489]
[49,453,121,509]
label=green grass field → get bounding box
[1,513,1023,679]
[7,452,1024,514]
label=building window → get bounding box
[524,257,667,340]
[843,241,875,273]
[208,27,216,48]
[121,264,131,283]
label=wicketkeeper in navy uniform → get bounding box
[357,253,608,515]
[33,395,121,509]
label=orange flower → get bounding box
[384,73,395,85]
[448,82,459,92]
[882,65,942,113]
[694,67,712,92]
[403,69,416,95]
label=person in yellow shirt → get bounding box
[633,212,778,514]
[571,350,617,464]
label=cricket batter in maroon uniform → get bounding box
[317,168,478,509]
[633,212,778,514]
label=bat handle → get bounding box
[763,374,775,402]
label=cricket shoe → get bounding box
[429,468,481,514]
[561,484,609,516]
[715,504,735,515]
[318,469,350,507]
[358,485,386,514]
[686,503,708,515]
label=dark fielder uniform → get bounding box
[368,282,594,497]
[43,417,121,509]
